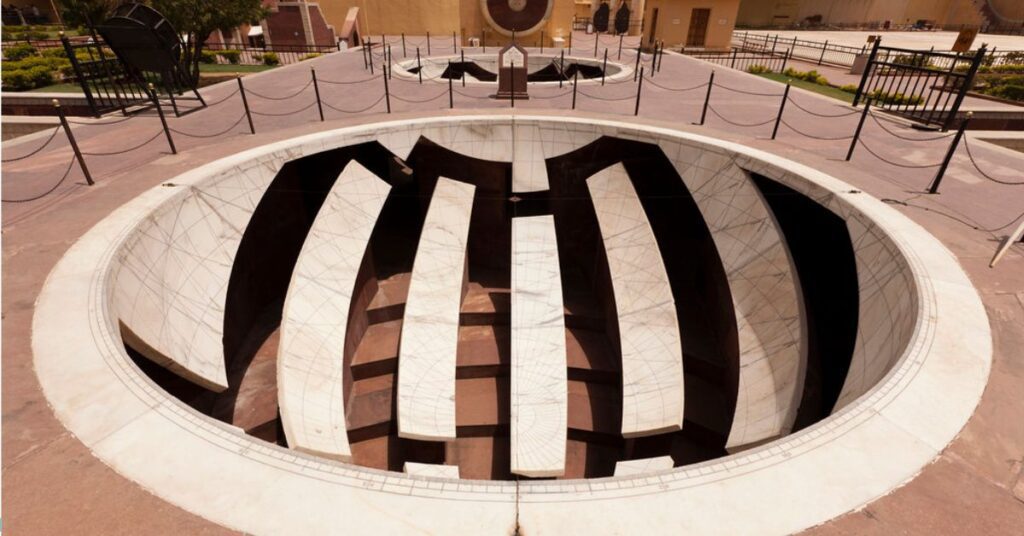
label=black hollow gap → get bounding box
[748,173,859,430]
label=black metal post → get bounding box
[781,48,791,72]
[427,31,431,55]
[618,34,624,60]
[771,35,778,54]
[388,45,393,79]
[634,66,644,115]
[602,48,608,85]
[731,48,737,69]
[818,39,828,65]
[560,49,565,88]
[237,77,255,134]
[540,30,544,53]
[482,29,486,53]
[572,68,579,109]
[852,39,881,106]
[368,48,374,75]
[453,31,457,51]
[383,65,391,113]
[311,68,324,121]
[362,39,368,69]
[929,112,971,194]
[699,70,714,125]
[942,45,986,131]
[53,99,93,185]
[147,83,176,154]
[416,47,423,83]
[461,49,466,86]
[594,31,599,56]
[510,61,516,109]
[634,46,641,81]
[448,61,454,109]
[771,83,790,139]
[846,102,871,161]
[402,33,407,57]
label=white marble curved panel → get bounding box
[587,162,685,437]
[277,160,391,461]
[397,177,476,441]
[510,215,568,477]
[113,152,287,391]
[734,156,919,413]
[659,139,806,449]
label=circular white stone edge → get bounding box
[390,52,634,86]
[31,114,991,535]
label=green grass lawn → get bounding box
[28,83,86,93]
[199,63,277,73]
[755,72,856,103]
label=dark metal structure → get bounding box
[853,39,986,131]
[92,3,205,116]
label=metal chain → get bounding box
[708,106,775,127]
[713,82,784,97]
[857,138,941,168]
[80,129,164,156]
[251,100,317,117]
[390,89,449,103]
[200,87,241,107]
[2,154,76,203]
[318,75,381,85]
[779,119,854,140]
[784,97,860,118]
[245,79,312,101]
[68,114,135,126]
[642,78,708,92]
[963,136,1024,186]
[1,126,61,162]
[170,113,247,139]
[452,88,493,100]
[868,111,954,142]
[576,88,635,101]
[322,94,386,114]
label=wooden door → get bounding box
[648,7,658,45]
[687,8,710,47]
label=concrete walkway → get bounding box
[2,45,1023,534]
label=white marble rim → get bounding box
[31,114,991,535]
[390,53,635,87]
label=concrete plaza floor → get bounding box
[2,42,1023,534]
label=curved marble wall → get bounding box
[109,117,919,476]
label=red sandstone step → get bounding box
[567,380,622,435]
[350,319,402,380]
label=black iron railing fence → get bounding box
[731,31,1024,69]
[203,41,339,66]
[5,42,1024,214]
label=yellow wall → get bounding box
[642,0,740,49]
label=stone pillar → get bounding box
[300,1,316,47]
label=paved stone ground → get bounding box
[2,45,1023,534]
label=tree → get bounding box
[150,0,267,83]
[55,0,119,28]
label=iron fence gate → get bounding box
[60,32,153,117]
[853,40,986,131]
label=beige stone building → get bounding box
[737,0,1023,30]
[315,0,741,49]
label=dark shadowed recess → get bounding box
[748,173,859,430]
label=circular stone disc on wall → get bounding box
[482,0,554,36]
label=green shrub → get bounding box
[219,49,241,64]
[1,65,54,90]
[781,67,830,86]
[865,89,923,106]
[4,43,37,61]
[300,52,320,62]
[985,83,1024,102]
[746,64,770,74]
[839,84,859,93]
[262,51,280,65]
[199,49,218,64]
